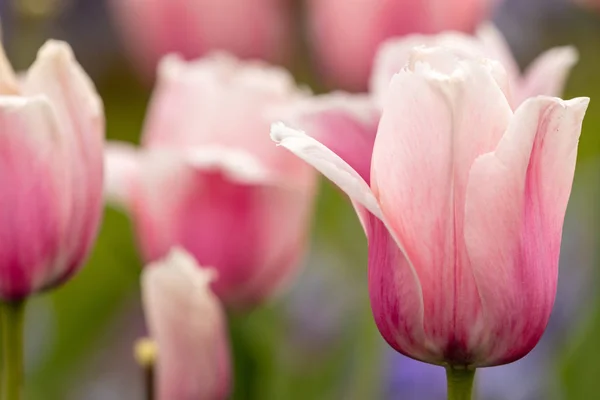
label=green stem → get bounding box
[1,300,26,400]
[446,366,476,400]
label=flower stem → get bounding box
[446,366,476,400]
[1,300,26,400]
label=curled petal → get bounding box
[271,122,382,224]
[278,92,379,182]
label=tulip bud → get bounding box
[0,40,104,300]
[142,248,230,400]
[272,46,589,367]
[105,53,317,308]
[307,0,499,90]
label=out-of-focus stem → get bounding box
[1,300,26,400]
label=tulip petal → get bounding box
[475,23,521,84]
[370,33,485,103]
[143,53,309,184]
[0,96,69,299]
[367,213,430,362]
[371,48,512,355]
[142,248,230,400]
[464,96,589,366]
[133,150,315,307]
[279,93,379,183]
[23,40,105,284]
[517,46,578,106]
[104,141,140,210]
[271,122,382,222]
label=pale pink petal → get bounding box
[464,96,589,366]
[133,150,316,307]
[370,33,485,102]
[104,141,140,210]
[279,93,379,182]
[142,53,310,184]
[516,46,578,106]
[371,48,512,354]
[0,96,69,299]
[142,248,230,400]
[270,122,382,222]
[22,40,105,284]
[476,23,521,84]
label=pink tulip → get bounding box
[0,41,104,300]
[142,248,230,400]
[307,0,499,91]
[272,46,589,366]
[109,0,293,78]
[105,53,316,308]
[370,24,578,109]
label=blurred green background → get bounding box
[2,0,600,399]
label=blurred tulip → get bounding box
[108,0,293,78]
[142,248,230,400]
[0,40,104,300]
[272,46,588,367]
[105,53,317,308]
[307,0,499,91]
[371,24,578,108]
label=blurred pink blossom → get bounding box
[272,46,588,366]
[142,248,230,400]
[307,0,500,91]
[105,53,317,309]
[0,41,104,300]
[108,0,293,78]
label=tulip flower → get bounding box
[0,39,104,400]
[141,248,230,400]
[108,0,293,78]
[370,24,578,109]
[385,195,595,399]
[0,40,104,301]
[307,0,500,90]
[105,53,317,308]
[272,46,588,398]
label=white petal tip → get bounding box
[270,121,305,144]
[147,247,218,286]
[37,40,75,63]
